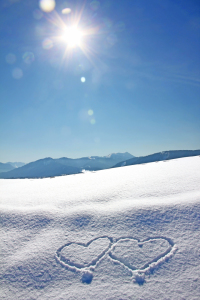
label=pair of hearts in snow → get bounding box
[55,236,177,284]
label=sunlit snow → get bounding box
[1,156,200,299]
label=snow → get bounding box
[0,156,200,299]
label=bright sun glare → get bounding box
[62,27,83,48]
[45,7,98,60]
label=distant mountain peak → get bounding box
[104,152,134,159]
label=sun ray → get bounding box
[44,10,67,30]
[41,2,102,71]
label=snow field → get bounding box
[0,156,200,299]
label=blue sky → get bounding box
[0,0,200,163]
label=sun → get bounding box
[44,8,99,61]
[62,26,83,48]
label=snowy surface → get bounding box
[0,156,200,299]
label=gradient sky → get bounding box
[0,0,200,163]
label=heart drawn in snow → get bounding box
[109,237,172,271]
[55,236,177,284]
[56,236,112,269]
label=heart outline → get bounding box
[55,235,177,284]
[55,236,113,272]
[108,236,177,284]
[108,236,173,271]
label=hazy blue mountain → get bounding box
[113,150,200,168]
[0,162,15,173]
[7,162,25,168]
[56,152,134,171]
[0,158,81,179]
[0,153,134,179]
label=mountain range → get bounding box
[0,150,199,179]
[0,152,134,179]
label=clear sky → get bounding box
[0,0,200,163]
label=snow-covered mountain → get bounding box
[1,156,200,299]
[114,149,200,168]
[102,152,133,160]
[0,153,134,179]
[56,152,134,171]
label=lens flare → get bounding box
[88,110,93,115]
[90,119,96,125]
[39,0,55,13]
[62,8,71,15]
[90,0,100,11]
[23,52,35,64]
[42,38,53,49]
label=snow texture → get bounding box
[0,156,200,299]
